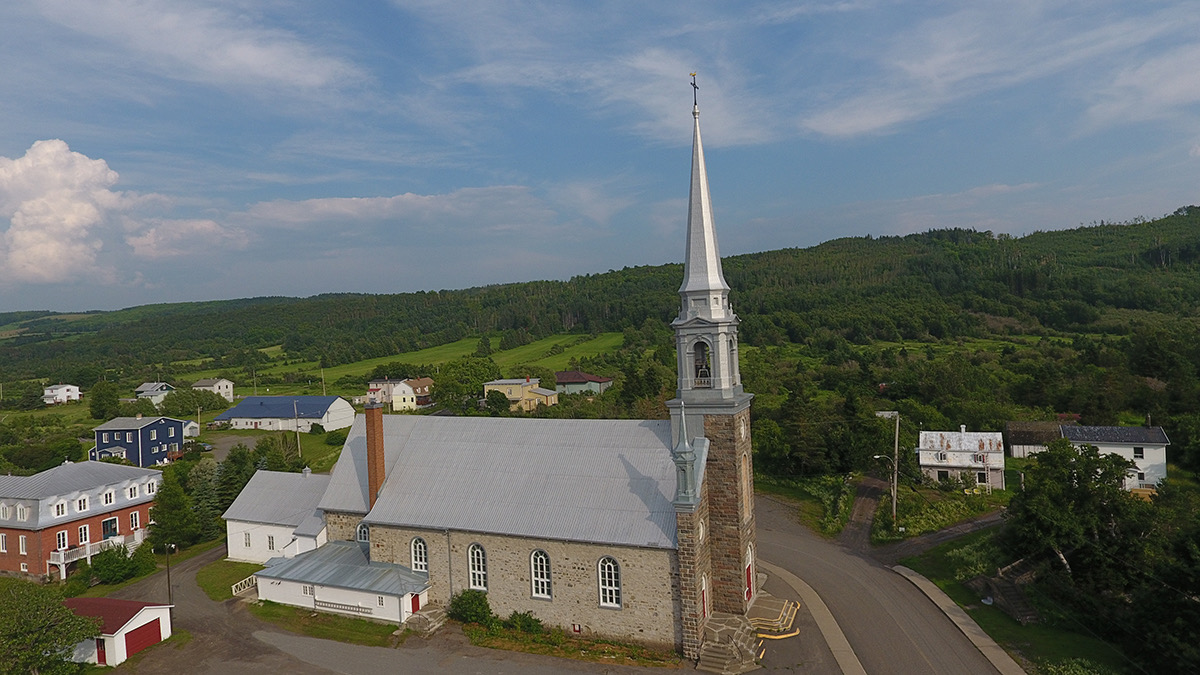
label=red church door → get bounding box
[96,639,106,665]
[745,562,753,601]
[411,594,420,614]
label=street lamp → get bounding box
[164,543,176,621]
[875,411,900,530]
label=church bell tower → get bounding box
[668,77,757,636]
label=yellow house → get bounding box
[482,378,559,412]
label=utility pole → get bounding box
[321,368,326,396]
[293,399,302,462]
[875,411,900,529]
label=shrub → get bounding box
[309,424,325,435]
[63,563,93,597]
[325,430,348,446]
[447,589,495,626]
[503,610,544,634]
[131,543,158,576]
[92,545,135,584]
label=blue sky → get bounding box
[1,1,1198,312]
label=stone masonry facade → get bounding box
[347,521,683,650]
[674,488,712,660]
[704,406,756,614]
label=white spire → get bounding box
[679,87,731,322]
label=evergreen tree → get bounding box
[216,445,256,512]
[148,468,199,550]
[187,456,223,540]
[88,381,120,421]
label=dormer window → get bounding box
[128,485,139,499]
[147,482,156,494]
[76,497,88,512]
[54,502,66,517]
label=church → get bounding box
[316,93,757,661]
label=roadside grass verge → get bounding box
[73,539,224,598]
[901,530,1131,674]
[196,559,264,601]
[460,622,681,668]
[756,474,856,536]
[248,600,400,647]
[871,484,1010,544]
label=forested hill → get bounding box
[4,205,1200,382]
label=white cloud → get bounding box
[36,0,364,92]
[1087,43,1200,126]
[0,139,122,283]
[125,218,249,259]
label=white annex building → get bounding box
[224,469,330,563]
[1062,425,1169,492]
[214,396,354,432]
[227,93,763,667]
[917,426,1006,490]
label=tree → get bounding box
[0,577,100,675]
[474,336,493,357]
[186,457,224,540]
[88,381,120,421]
[1003,438,1153,590]
[485,389,511,416]
[216,445,256,512]
[433,357,501,413]
[148,467,199,550]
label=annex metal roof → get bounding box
[222,469,331,528]
[215,396,344,421]
[1062,426,1170,445]
[320,415,680,550]
[0,461,160,501]
[256,540,429,596]
[93,416,185,431]
[555,371,612,384]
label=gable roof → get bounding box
[1062,425,1170,445]
[320,415,679,549]
[256,540,429,596]
[1004,421,1072,447]
[0,461,159,500]
[214,396,345,421]
[918,429,1004,453]
[192,378,231,387]
[64,597,170,634]
[555,370,612,384]
[484,378,539,387]
[223,469,331,528]
[93,416,185,432]
[135,382,174,393]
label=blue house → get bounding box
[91,416,188,467]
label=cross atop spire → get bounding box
[690,72,699,107]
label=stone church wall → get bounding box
[368,525,682,650]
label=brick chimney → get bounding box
[365,403,385,509]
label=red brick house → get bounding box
[0,461,160,580]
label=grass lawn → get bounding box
[902,530,1131,673]
[756,475,856,537]
[73,539,224,598]
[462,623,681,668]
[196,559,264,601]
[248,600,400,647]
[872,482,1011,544]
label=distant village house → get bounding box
[554,370,613,395]
[483,377,558,412]
[134,382,175,406]
[192,378,235,402]
[917,426,1005,490]
[92,416,188,467]
[213,396,354,432]
[43,383,81,406]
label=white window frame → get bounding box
[1134,447,1145,459]
[149,429,157,441]
[598,557,621,608]
[146,481,156,494]
[531,550,552,599]
[0,533,6,552]
[244,532,251,548]
[356,523,370,543]
[126,432,133,442]
[54,502,66,517]
[56,530,69,550]
[78,524,89,544]
[267,535,275,551]
[128,485,139,499]
[77,496,88,512]
[130,511,140,530]
[20,563,27,572]
[169,427,175,438]
[411,537,427,572]
[302,585,313,596]
[19,535,27,555]
[468,543,488,591]
[102,432,109,442]
[0,504,8,519]
[377,595,385,607]
[103,491,114,506]
[16,505,26,521]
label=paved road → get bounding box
[756,495,1000,674]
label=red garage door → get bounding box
[124,618,161,657]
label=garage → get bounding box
[64,598,173,667]
[124,617,162,657]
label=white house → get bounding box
[183,420,200,438]
[192,378,235,402]
[65,597,172,667]
[224,468,331,564]
[391,378,433,412]
[254,540,430,625]
[1061,425,1169,492]
[43,384,81,405]
[134,382,175,406]
[917,426,1006,490]
[213,396,355,432]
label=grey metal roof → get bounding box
[0,461,159,500]
[256,540,429,596]
[135,382,173,393]
[320,415,680,549]
[530,387,557,396]
[192,378,230,387]
[222,470,332,528]
[1062,426,1170,445]
[93,416,185,431]
[918,430,1004,453]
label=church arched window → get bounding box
[598,556,621,608]
[693,342,711,386]
[530,550,552,599]
[469,543,488,590]
[411,537,428,572]
[356,523,369,543]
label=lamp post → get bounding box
[875,411,900,529]
[165,543,176,621]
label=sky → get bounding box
[1,1,1198,312]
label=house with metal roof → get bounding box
[555,370,613,395]
[191,377,234,402]
[223,468,331,563]
[65,597,173,667]
[1062,425,1169,492]
[309,96,764,667]
[134,382,175,406]
[917,426,1005,490]
[92,416,187,467]
[255,540,430,624]
[1004,420,1077,458]
[0,461,159,580]
[43,383,81,405]
[482,377,558,412]
[213,395,354,432]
